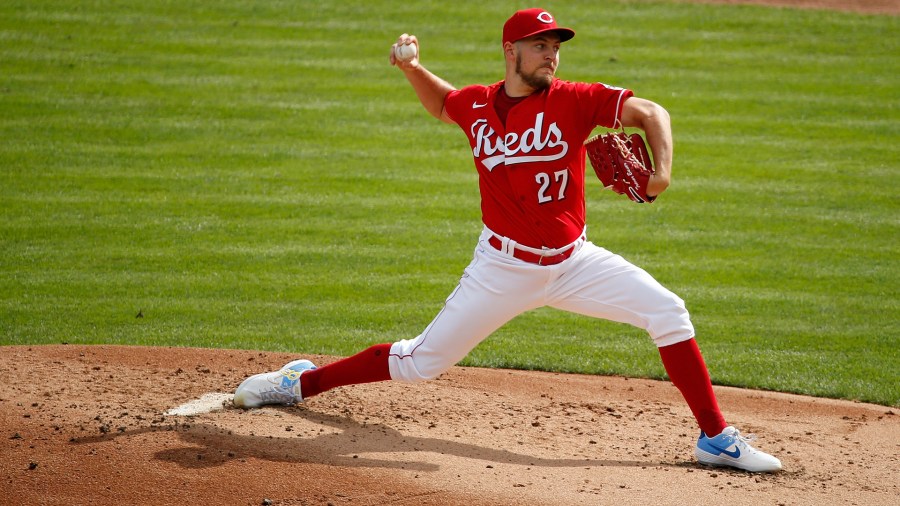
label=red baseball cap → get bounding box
[502,8,575,46]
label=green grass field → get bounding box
[1,1,897,406]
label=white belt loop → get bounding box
[503,237,515,255]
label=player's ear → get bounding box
[503,41,516,61]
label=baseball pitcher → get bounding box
[234,8,782,473]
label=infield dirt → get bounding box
[1,345,897,505]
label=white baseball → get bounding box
[395,43,417,62]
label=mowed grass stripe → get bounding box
[1,1,897,405]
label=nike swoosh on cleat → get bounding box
[708,444,741,459]
[472,102,487,109]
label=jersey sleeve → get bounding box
[576,82,634,130]
[444,84,496,125]
[443,88,468,125]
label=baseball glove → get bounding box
[585,131,656,203]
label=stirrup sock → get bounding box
[300,343,392,399]
[658,338,727,436]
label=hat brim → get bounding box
[510,27,575,44]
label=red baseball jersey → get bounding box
[444,79,633,249]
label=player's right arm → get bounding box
[390,34,457,125]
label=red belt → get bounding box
[487,236,575,266]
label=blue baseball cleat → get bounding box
[696,426,783,472]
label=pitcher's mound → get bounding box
[0,345,897,505]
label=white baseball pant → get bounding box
[388,227,695,382]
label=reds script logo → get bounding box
[470,113,569,171]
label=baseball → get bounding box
[395,43,417,62]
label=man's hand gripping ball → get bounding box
[390,34,419,68]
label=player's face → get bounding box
[514,33,561,90]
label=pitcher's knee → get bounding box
[647,295,695,347]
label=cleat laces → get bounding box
[724,428,757,449]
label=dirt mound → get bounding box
[1,345,897,505]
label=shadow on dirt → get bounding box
[71,406,690,472]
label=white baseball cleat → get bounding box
[233,359,317,409]
[695,426,783,472]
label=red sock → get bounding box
[300,343,392,399]
[658,338,727,436]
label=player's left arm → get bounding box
[620,97,672,197]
